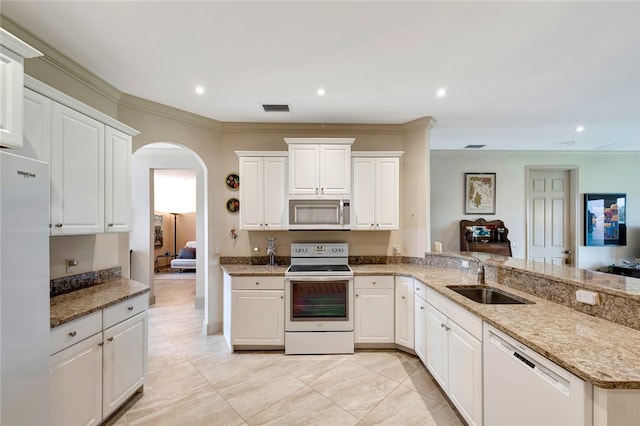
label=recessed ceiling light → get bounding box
[317,88,326,96]
[436,88,447,98]
[576,126,584,132]
[195,86,205,95]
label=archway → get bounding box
[130,142,210,334]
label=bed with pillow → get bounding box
[171,241,196,272]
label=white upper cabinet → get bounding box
[236,152,287,231]
[50,103,105,235]
[352,152,402,230]
[105,127,132,233]
[25,76,138,235]
[0,29,42,148]
[285,138,354,197]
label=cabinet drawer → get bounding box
[232,276,284,290]
[51,311,102,355]
[414,280,427,300]
[354,275,394,289]
[103,293,149,329]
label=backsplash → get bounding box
[50,266,121,297]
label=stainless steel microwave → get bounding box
[288,199,351,230]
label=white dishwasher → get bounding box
[483,324,592,426]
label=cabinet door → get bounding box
[0,46,24,148]
[232,290,284,345]
[50,333,103,426]
[102,312,148,419]
[51,103,105,235]
[352,157,376,230]
[448,320,483,426]
[414,296,427,363]
[239,156,265,230]
[394,276,414,349]
[354,288,394,343]
[425,303,449,391]
[263,157,287,230]
[319,144,350,195]
[288,144,319,194]
[15,87,51,161]
[375,157,399,230]
[105,127,131,233]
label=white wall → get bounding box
[430,150,640,270]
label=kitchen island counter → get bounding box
[222,261,640,389]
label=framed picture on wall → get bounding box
[464,173,496,215]
[154,214,164,247]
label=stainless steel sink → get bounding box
[446,285,534,305]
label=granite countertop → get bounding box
[50,277,150,328]
[222,263,640,389]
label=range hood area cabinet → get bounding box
[20,77,138,235]
[351,152,402,230]
[285,138,354,197]
[236,152,288,231]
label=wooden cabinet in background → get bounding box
[460,218,512,256]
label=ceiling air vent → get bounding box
[464,144,486,149]
[262,104,291,113]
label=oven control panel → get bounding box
[291,243,349,257]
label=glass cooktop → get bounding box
[287,264,351,273]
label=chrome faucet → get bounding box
[477,264,485,285]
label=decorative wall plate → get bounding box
[226,198,240,213]
[226,173,239,190]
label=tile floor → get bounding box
[109,276,463,425]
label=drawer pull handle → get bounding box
[55,223,63,228]
[98,342,104,347]
[372,282,376,285]
[127,306,134,311]
[68,331,77,337]
[401,296,405,299]
[107,337,114,342]
[256,282,259,285]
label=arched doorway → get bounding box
[130,142,210,333]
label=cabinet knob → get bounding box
[372,281,376,285]
[49,224,52,228]
[107,337,114,342]
[440,323,446,328]
[355,294,359,297]
[98,342,104,347]
[55,223,63,228]
[127,306,134,311]
[256,282,260,286]
[280,296,283,299]
[420,306,424,310]
[68,331,77,337]
[108,223,114,227]
[401,296,405,299]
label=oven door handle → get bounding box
[286,275,353,282]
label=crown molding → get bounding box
[119,93,222,132]
[402,117,437,133]
[0,27,42,58]
[1,17,122,104]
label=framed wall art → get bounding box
[464,173,496,215]
[584,193,626,246]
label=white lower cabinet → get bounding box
[224,274,285,349]
[354,276,394,344]
[414,282,428,364]
[102,311,148,418]
[50,332,103,426]
[426,289,483,426]
[50,295,148,426]
[394,276,414,349]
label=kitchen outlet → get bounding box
[66,259,78,273]
[215,247,221,255]
[393,246,400,255]
[576,289,600,305]
[461,260,469,269]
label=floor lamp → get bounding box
[169,212,180,257]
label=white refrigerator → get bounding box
[0,151,49,425]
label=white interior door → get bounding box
[527,169,572,265]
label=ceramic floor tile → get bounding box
[247,385,359,426]
[308,360,401,419]
[360,385,463,426]
[215,361,306,419]
[401,364,450,405]
[352,349,422,383]
[270,354,348,384]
